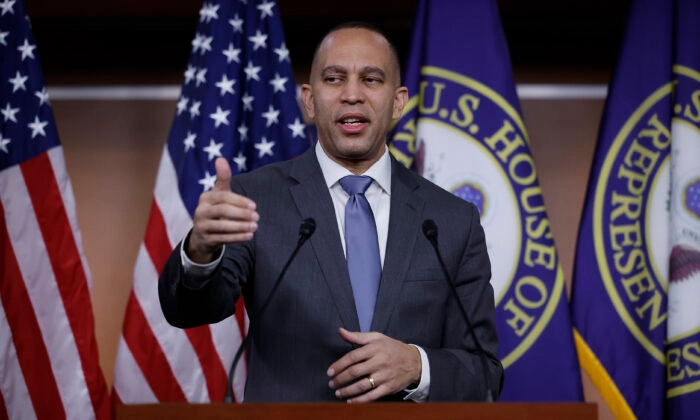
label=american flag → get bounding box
[112,0,309,404]
[0,0,110,418]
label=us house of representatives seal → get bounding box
[390,66,565,368]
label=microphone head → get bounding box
[300,218,316,238]
[422,219,438,241]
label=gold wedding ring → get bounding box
[368,376,376,389]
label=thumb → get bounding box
[213,157,232,192]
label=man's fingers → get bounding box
[327,344,376,389]
[334,374,386,402]
[187,159,260,262]
[197,218,258,236]
[213,157,232,192]
[328,331,422,402]
[198,231,255,245]
[328,329,379,377]
[206,158,256,209]
[200,201,259,222]
[338,327,375,346]
[199,190,258,213]
[338,327,359,345]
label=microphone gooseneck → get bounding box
[224,218,316,402]
[421,219,494,402]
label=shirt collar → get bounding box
[315,141,392,194]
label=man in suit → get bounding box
[159,22,503,402]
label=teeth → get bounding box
[342,118,361,124]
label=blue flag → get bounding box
[390,0,582,401]
[571,0,700,418]
[113,0,309,404]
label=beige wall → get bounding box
[55,99,169,392]
[55,95,609,417]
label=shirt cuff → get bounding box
[180,232,225,276]
[403,344,430,402]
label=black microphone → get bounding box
[422,219,494,402]
[224,218,316,402]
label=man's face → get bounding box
[301,28,408,173]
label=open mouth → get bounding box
[340,117,367,125]
[338,114,368,133]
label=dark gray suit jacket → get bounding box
[159,147,503,402]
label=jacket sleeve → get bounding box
[158,234,253,329]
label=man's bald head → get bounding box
[310,21,402,86]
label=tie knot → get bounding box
[339,175,373,195]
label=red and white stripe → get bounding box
[0,147,109,419]
[112,147,249,405]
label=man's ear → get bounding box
[301,84,315,120]
[392,86,409,119]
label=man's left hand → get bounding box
[327,327,422,403]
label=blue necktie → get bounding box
[339,175,381,332]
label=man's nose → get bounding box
[341,78,364,103]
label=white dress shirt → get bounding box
[181,142,430,401]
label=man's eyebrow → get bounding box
[319,66,387,79]
[320,66,347,77]
[361,66,387,79]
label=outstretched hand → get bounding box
[327,327,422,403]
[187,157,259,263]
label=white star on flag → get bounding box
[215,74,236,96]
[262,104,280,127]
[238,123,248,141]
[0,135,10,153]
[196,68,207,86]
[198,171,217,191]
[209,106,231,127]
[0,30,9,46]
[222,43,241,63]
[274,43,290,63]
[27,115,48,138]
[248,30,268,50]
[199,35,214,55]
[269,73,287,93]
[254,136,275,158]
[183,131,196,152]
[244,61,261,81]
[176,97,189,115]
[241,92,254,110]
[233,151,247,171]
[9,70,28,92]
[35,87,49,106]
[287,117,306,138]
[257,0,275,19]
[191,33,204,53]
[199,2,220,23]
[184,65,196,84]
[189,100,201,118]
[0,0,15,16]
[203,138,224,160]
[192,33,214,55]
[1,102,19,122]
[17,38,36,60]
[229,14,244,32]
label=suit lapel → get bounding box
[288,149,361,331]
[371,158,424,333]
